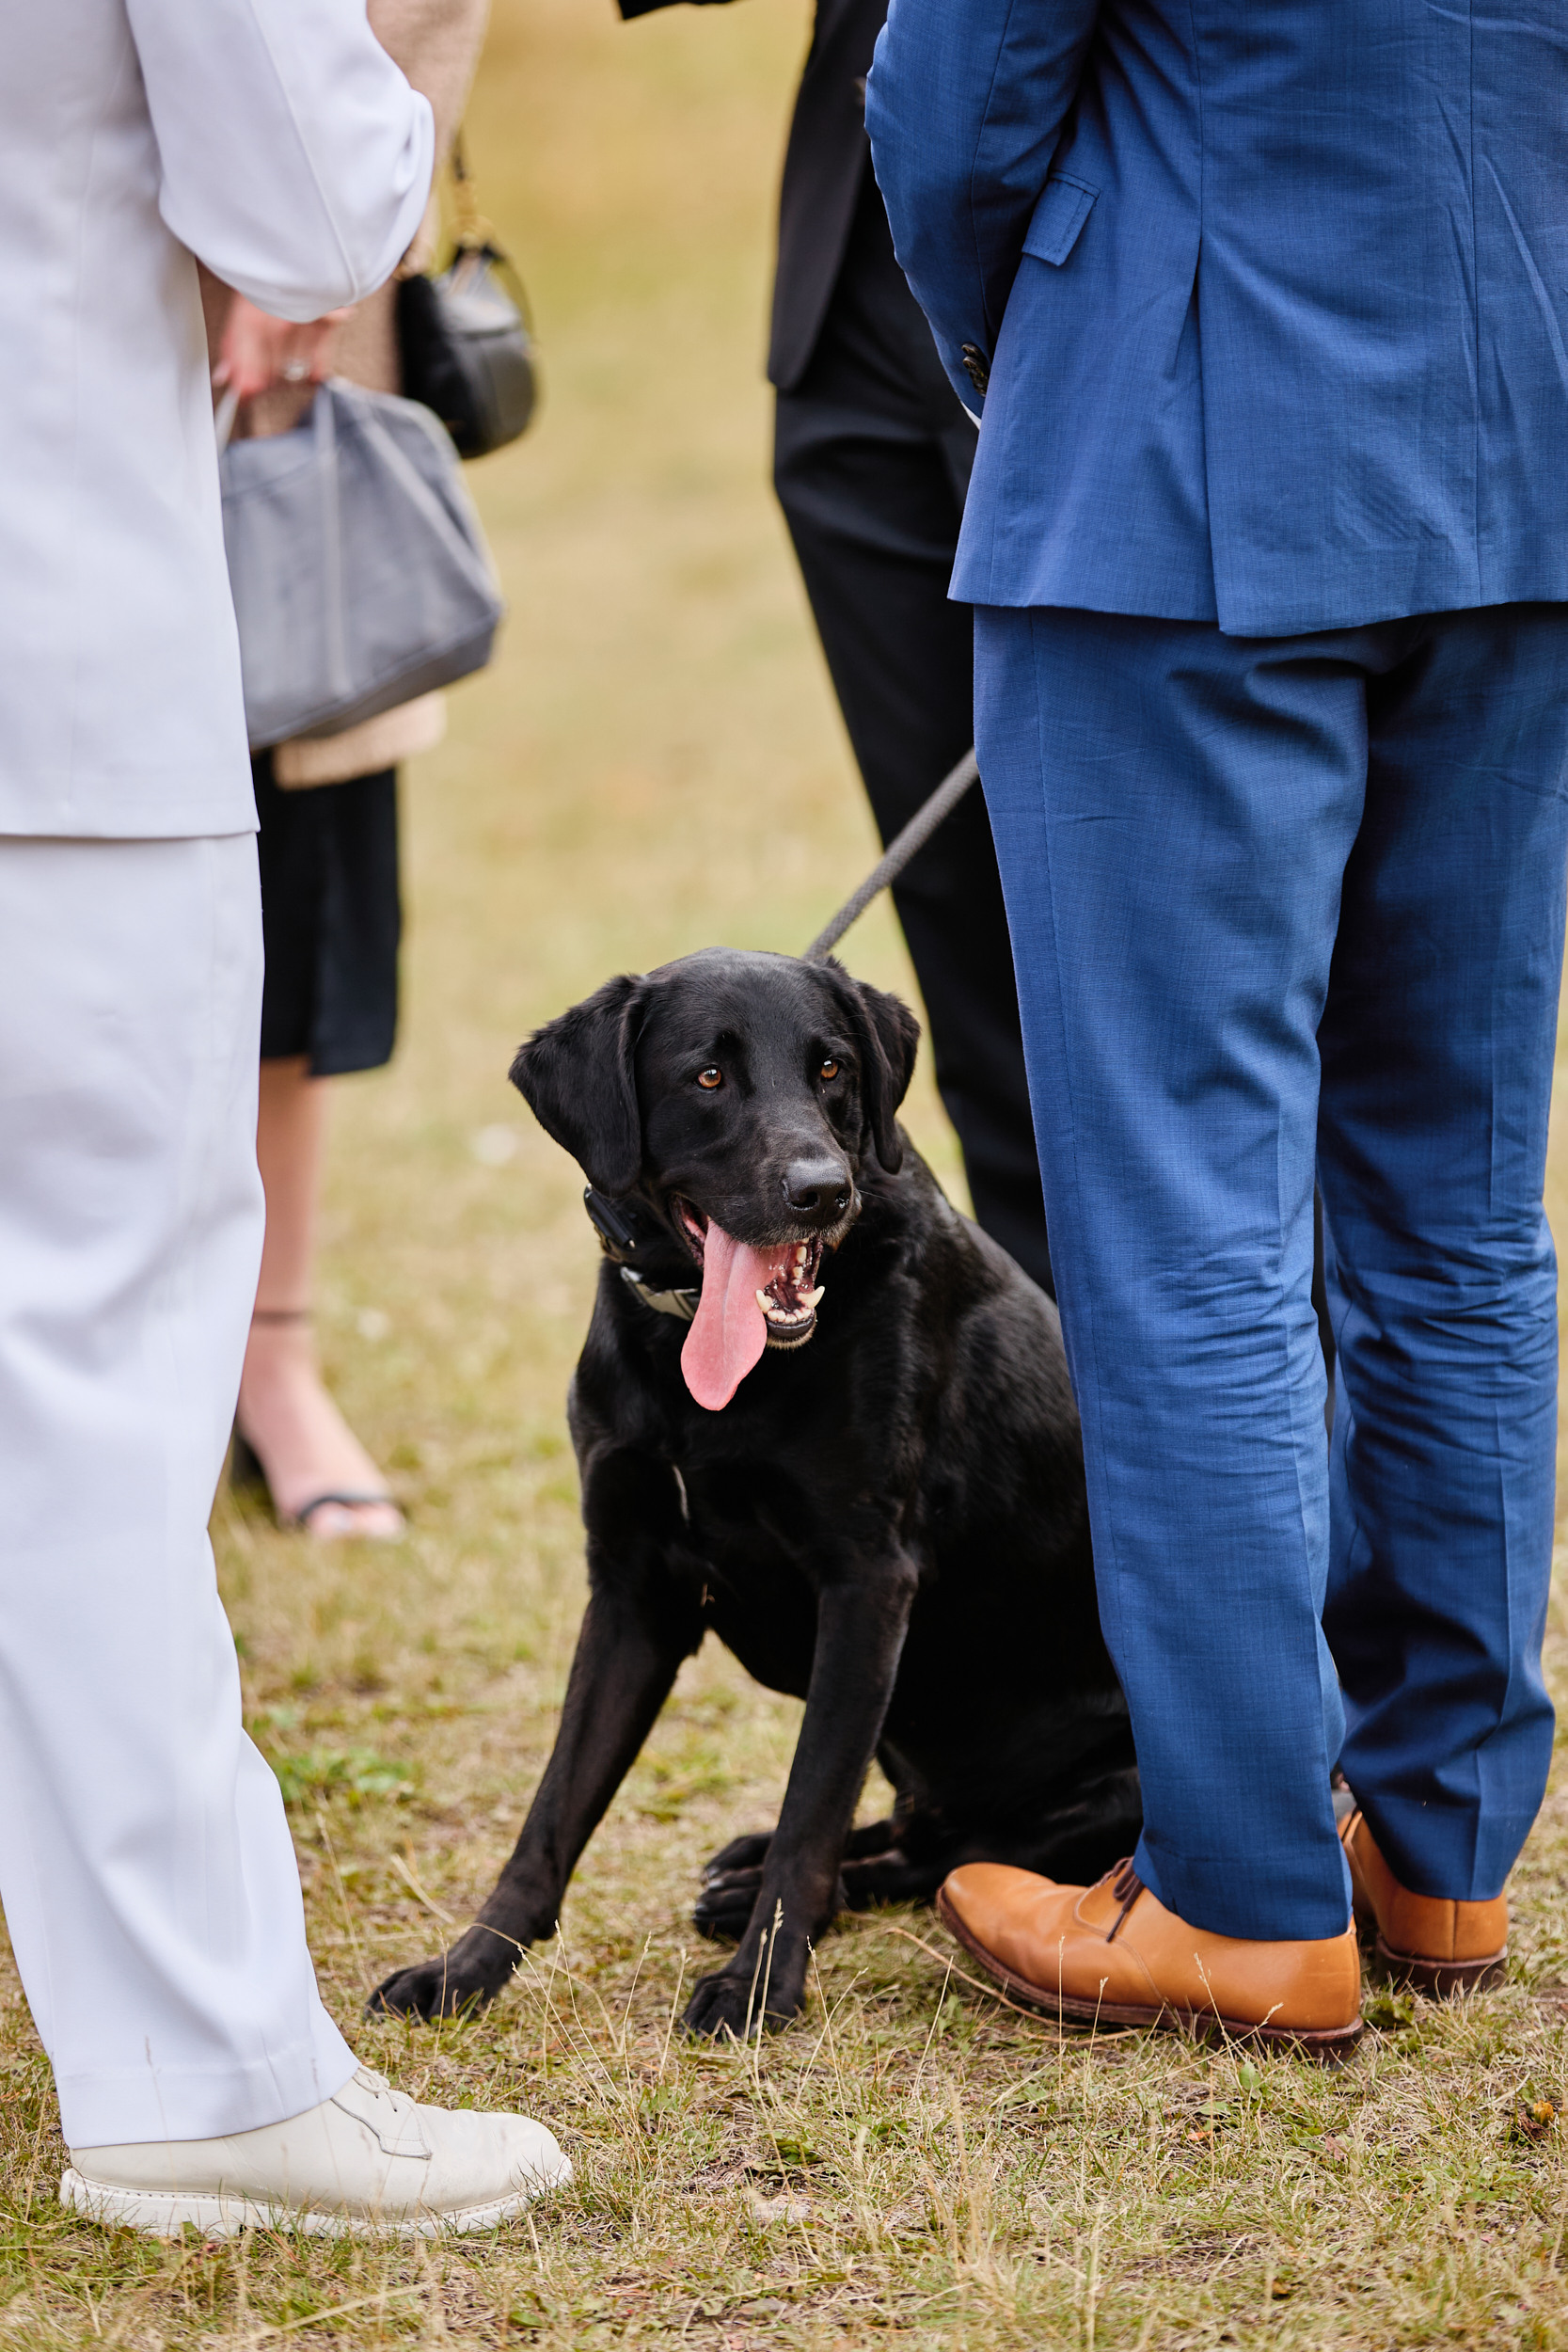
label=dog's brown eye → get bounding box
[697,1067,722,1090]
[819,1057,840,1082]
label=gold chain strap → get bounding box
[448,132,492,253]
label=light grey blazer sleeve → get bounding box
[125,0,435,318]
[0,0,436,838]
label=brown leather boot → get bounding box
[937,1859,1362,2055]
[1338,1809,1507,1995]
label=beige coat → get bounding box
[204,0,490,785]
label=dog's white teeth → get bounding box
[802,1286,825,1309]
[794,1244,808,1263]
[756,1290,773,1312]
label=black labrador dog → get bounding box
[372,947,1139,2037]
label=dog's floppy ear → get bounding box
[831,963,920,1173]
[510,973,646,1194]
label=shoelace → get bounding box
[1104,1858,1146,1946]
[335,2068,431,2154]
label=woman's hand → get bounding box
[212,296,349,403]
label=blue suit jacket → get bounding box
[865,1,1568,635]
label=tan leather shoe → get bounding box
[1338,1808,1507,1995]
[938,1859,1362,2055]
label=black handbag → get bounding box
[397,137,538,460]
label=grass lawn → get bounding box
[6,0,1568,2341]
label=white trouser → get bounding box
[0,834,355,2147]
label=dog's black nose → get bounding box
[782,1157,850,1220]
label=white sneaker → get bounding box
[60,2067,571,2239]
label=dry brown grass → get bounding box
[7,0,1568,2341]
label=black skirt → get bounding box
[253,752,401,1076]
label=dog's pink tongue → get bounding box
[682,1222,774,1410]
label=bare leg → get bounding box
[236,1057,403,1539]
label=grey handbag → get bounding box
[218,377,504,751]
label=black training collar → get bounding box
[584,1186,700,1325]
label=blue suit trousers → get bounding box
[974,604,1568,1941]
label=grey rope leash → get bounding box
[803,747,980,961]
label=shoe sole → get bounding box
[60,2156,571,2241]
[1373,1936,1507,1998]
[936,1891,1363,2060]
[1352,1907,1509,1997]
[1344,1820,1508,1998]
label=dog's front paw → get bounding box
[682,1967,804,2040]
[366,1947,504,2023]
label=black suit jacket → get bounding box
[618,0,889,389]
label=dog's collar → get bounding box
[618,1265,699,1325]
[584,1188,701,1323]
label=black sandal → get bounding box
[231,1309,404,1535]
[230,1429,404,1534]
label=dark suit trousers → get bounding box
[773,169,1053,1295]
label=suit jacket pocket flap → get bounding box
[1022,174,1099,266]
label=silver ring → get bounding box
[281,358,309,384]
